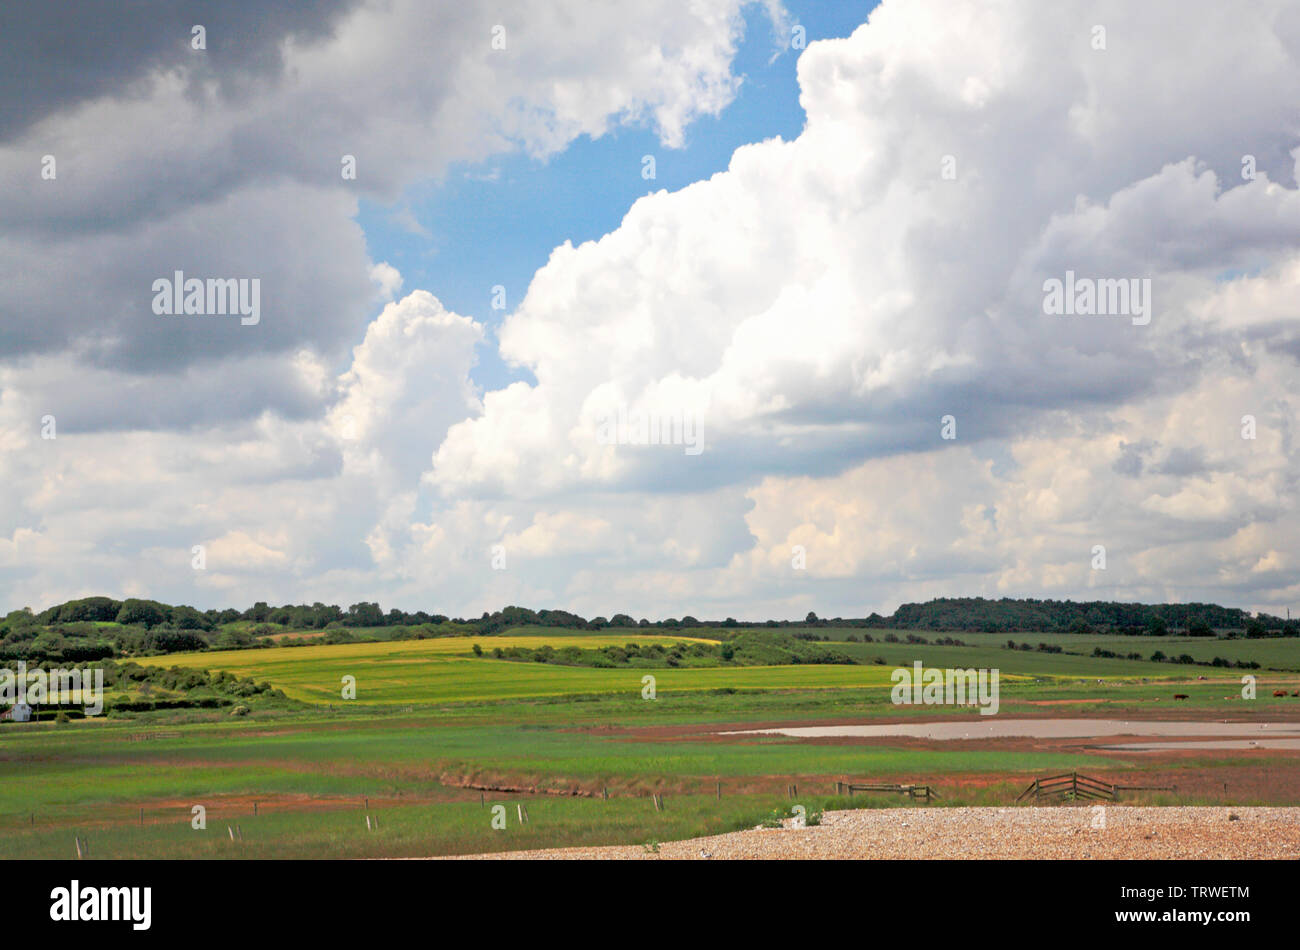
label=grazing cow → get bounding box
[1274,690,1288,697]
[1173,693,1189,700]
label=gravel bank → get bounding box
[450,806,1300,859]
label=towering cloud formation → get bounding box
[420,1,1300,616]
[431,1,1300,497]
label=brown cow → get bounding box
[1173,693,1189,700]
[1274,690,1288,697]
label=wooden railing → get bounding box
[1016,771,1114,802]
[836,781,939,802]
[1016,772,1176,803]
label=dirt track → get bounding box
[448,806,1300,859]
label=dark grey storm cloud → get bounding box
[1113,439,1156,478]
[0,0,361,143]
[0,182,374,372]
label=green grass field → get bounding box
[2,626,1297,858]
[823,629,1300,669]
[146,634,734,703]
[136,630,1234,706]
[0,701,1136,860]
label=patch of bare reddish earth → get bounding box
[445,806,1300,859]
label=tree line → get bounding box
[2,594,1294,665]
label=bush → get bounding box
[146,629,207,653]
[115,599,167,629]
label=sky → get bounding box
[357,0,877,393]
[1,0,1299,620]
